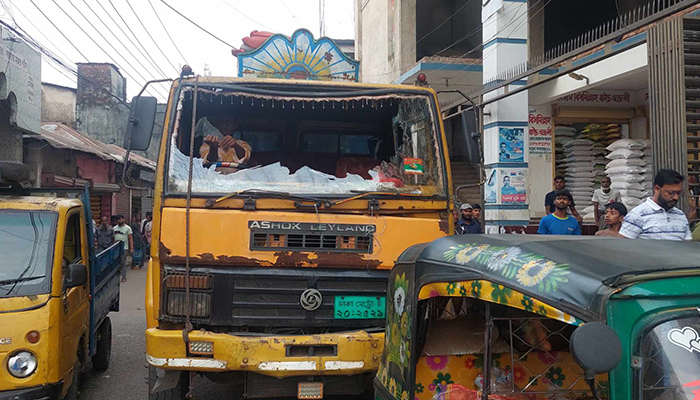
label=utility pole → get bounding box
[319,0,326,37]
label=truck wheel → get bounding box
[148,366,189,400]
[91,317,112,371]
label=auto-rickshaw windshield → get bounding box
[640,316,700,400]
[0,211,55,297]
[166,87,446,197]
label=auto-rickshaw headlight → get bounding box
[7,350,37,378]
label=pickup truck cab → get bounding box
[0,187,122,400]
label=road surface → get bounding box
[79,266,239,399]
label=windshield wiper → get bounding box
[325,191,428,208]
[207,189,327,208]
[0,275,45,286]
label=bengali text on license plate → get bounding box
[334,296,386,319]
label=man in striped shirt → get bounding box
[620,169,692,241]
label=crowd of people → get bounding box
[454,168,698,242]
[537,168,696,241]
[93,212,153,282]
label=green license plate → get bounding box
[334,296,386,319]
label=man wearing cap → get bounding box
[456,203,482,234]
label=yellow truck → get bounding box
[127,30,453,399]
[0,174,122,400]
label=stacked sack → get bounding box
[605,139,650,210]
[561,138,597,214]
[554,125,577,175]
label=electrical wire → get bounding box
[29,0,159,101]
[106,0,173,81]
[220,0,274,32]
[126,0,181,75]
[0,17,130,107]
[162,0,236,48]
[10,2,76,70]
[362,0,482,75]
[42,84,74,124]
[79,0,171,94]
[63,0,167,98]
[279,0,303,29]
[146,0,189,67]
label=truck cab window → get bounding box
[63,213,82,268]
[167,89,446,196]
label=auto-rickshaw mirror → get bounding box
[570,322,622,376]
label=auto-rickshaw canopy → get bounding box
[376,235,700,400]
[402,235,700,321]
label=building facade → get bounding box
[0,24,41,164]
[357,0,700,232]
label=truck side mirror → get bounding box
[65,263,88,288]
[459,110,481,164]
[570,322,622,377]
[124,96,157,152]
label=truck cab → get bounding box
[0,183,121,400]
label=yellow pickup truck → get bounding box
[0,175,122,400]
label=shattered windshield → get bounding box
[166,87,446,197]
[0,211,56,297]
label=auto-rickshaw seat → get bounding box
[422,314,511,356]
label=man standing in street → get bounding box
[113,215,134,282]
[620,169,692,241]
[456,203,481,234]
[472,204,482,222]
[142,212,153,264]
[94,216,114,252]
[592,176,622,230]
[545,176,582,222]
[595,202,627,237]
[538,190,581,235]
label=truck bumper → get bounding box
[0,381,63,400]
[145,328,384,378]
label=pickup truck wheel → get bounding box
[148,366,189,400]
[91,317,112,371]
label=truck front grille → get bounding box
[161,266,388,329]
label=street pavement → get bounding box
[78,266,365,399]
[79,266,235,399]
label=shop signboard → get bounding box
[528,113,552,155]
[498,127,524,162]
[556,90,632,107]
[499,168,527,204]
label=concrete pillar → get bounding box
[481,0,530,233]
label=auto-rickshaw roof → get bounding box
[400,235,700,321]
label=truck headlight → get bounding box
[7,351,37,378]
[166,291,211,318]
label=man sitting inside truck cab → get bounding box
[198,116,252,174]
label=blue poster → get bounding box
[498,127,524,162]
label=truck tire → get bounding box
[148,366,189,400]
[91,317,112,371]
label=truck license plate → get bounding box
[334,296,386,319]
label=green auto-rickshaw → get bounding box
[375,235,700,400]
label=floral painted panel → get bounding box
[444,244,571,293]
[414,354,608,400]
[377,269,413,400]
[418,280,583,326]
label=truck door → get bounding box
[60,209,90,373]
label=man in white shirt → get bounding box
[591,176,621,230]
[620,169,692,241]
